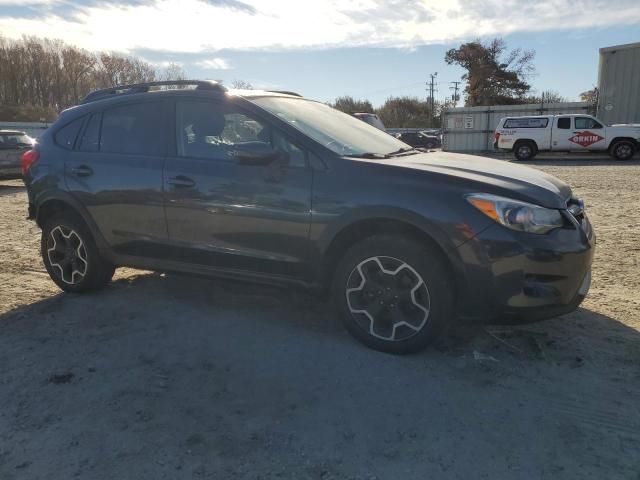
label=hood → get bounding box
[371,152,572,209]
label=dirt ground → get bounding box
[0,158,639,479]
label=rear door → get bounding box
[64,100,169,257]
[553,116,606,151]
[162,98,313,279]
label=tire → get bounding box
[514,141,536,161]
[332,234,454,354]
[610,141,635,160]
[41,212,115,293]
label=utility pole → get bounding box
[426,72,438,127]
[449,81,461,107]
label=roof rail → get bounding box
[81,80,227,104]
[267,90,302,97]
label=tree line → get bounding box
[1,35,596,127]
[0,36,185,121]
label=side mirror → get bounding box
[231,141,279,166]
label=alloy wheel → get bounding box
[46,225,88,285]
[345,256,431,341]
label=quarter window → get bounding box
[100,102,164,156]
[503,118,549,128]
[54,117,84,150]
[557,117,571,129]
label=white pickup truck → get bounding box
[494,114,640,161]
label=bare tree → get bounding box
[157,62,187,81]
[62,46,96,105]
[0,36,160,120]
[231,79,253,89]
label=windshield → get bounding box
[251,97,410,157]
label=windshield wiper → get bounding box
[387,147,419,156]
[347,152,390,159]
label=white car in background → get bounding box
[494,114,640,161]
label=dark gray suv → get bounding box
[1,130,33,177]
[22,81,595,353]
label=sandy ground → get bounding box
[0,158,639,479]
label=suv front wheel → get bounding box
[41,213,115,293]
[332,234,454,354]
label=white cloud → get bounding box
[195,58,232,70]
[0,0,638,53]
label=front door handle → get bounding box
[70,165,93,177]
[167,175,195,188]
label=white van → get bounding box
[494,114,640,161]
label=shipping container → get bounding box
[442,102,590,153]
[597,42,640,125]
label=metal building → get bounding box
[597,42,640,125]
[442,102,590,153]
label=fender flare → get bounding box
[34,190,112,255]
[314,206,468,291]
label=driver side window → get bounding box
[175,100,307,167]
[575,117,603,129]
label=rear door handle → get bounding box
[70,165,93,177]
[167,175,195,188]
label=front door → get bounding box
[163,99,313,279]
[65,100,169,257]
[554,116,606,151]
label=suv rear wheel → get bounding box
[41,213,115,293]
[610,140,635,160]
[514,141,536,161]
[332,234,454,354]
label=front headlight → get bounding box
[466,193,564,234]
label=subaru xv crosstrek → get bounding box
[22,80,595,354]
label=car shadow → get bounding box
[0,179,25,197]
[1,271,639,478]
[1,270,638,365]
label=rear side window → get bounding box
[503,118,549,128]
[100,102,164,156]
[54,117,84,150]
[557,117,571,129]
[78,113,101,152]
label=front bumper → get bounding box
[455,213,595,323]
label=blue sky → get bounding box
[1,0,639,106]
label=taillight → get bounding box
[494,132,501,143]
[20,149,39,176]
